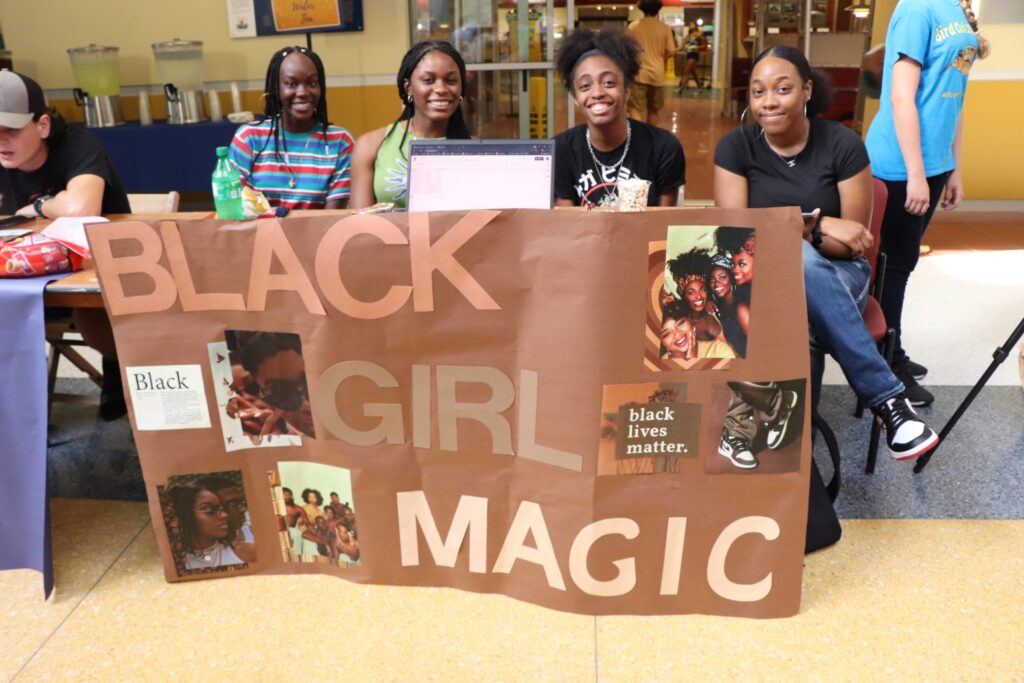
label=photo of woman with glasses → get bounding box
[165,476,248,573]
[225,329,316,440]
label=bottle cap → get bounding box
[216,146,228,158]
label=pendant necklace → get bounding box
[282,129,324,189]
[191,542,221,565]
[762,130,804,168]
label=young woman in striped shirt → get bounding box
[228,46,354,210]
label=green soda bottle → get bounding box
[212,146,245,219]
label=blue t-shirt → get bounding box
[865,0,979,180]
[868,0,978,181]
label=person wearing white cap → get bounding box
[0,69,131,420]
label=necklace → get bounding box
[761,135,798,167]
[586,121,632,182]
[282,129,324,189]
[762,129,806,168]
[189,542,222,565]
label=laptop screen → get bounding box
[407,139,555,212]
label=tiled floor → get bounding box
[5,503,1022,681]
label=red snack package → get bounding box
[0,233,83,278]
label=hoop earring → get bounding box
[406,94,414,105]
[739,106,748,126]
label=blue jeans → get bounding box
[802,241,904,412]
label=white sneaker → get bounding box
[766,390,799,450]
[872,395,939,461]
[718,434,758,469]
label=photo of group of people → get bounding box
[708,380,806,474]
[209,329,316,451]
[157,470,256,577]
[270,462,360,566]
[645,226,755,370]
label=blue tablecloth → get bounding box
[0,273,71,598]
[91,120,239,193]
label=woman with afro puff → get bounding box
[553,27,685,208]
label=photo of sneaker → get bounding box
[718,433,758,469]
[766,390,799,450]
[872,395,940,461]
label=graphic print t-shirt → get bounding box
[865,0,980,179]
[554,120,685,207]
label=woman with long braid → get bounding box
[350,41,471,210]
[865,0,990,406]
[228,46,354,210]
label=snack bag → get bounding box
[0,233,83,278]
[241,186,274,219]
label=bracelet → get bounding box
[811,214,823,248]
[33,194,51,218]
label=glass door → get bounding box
[410,0,566,139]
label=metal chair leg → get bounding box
[866,328,897,474]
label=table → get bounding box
[90,120,240,193]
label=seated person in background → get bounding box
[350,41,472,210]
[552,28,685,208]
[713,45,938,461]
[0,69,131,420]
[228,47,354,210]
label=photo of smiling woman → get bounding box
[224,330,316,440]
[553,28,686,208]
[228,46,355,210]
[160,470,252,576]
[663,249,736,360]
[350,41,472,210]
[650,225,750,366]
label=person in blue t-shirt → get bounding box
[864,0,990,407]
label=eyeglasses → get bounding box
[196,504,228,517]
[261,380,309,411]
[220,499,247,512]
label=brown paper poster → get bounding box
[89,207,810,616]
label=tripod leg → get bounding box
[914,317,1024,473]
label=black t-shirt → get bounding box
[713,117,869,217]
[0,125,131,215]
[554,119,686,207]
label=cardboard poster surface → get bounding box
[89,208,810,617]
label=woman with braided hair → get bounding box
[350,41,471,210]
[228,46,355,210]
[865,0,990,406]
[552,27,685,208]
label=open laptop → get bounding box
[406,139,555,212]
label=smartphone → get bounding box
[0,214,33,228]
[800,211,817,221]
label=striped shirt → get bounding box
[228,120,354,209]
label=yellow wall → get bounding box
[862,0,1024,200]
[1,0,409,136]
